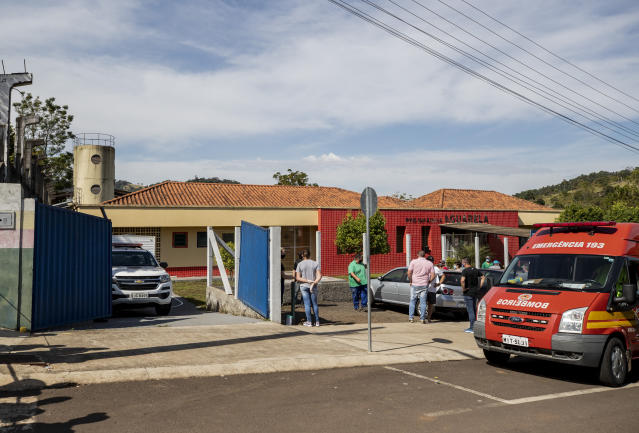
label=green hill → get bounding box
[514,167,639,209]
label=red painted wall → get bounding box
[319,208,521,276]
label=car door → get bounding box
[395,269,411,305]
[377,268,405,303]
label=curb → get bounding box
[0,349,484,391]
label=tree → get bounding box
[557,204,605,222]
[273,169,318,186]
[451,243,493,268]
[13,93,75,191]
[390,192,414,201]
[187,175,240,184]
[335,211,390,255]
[219,241,235,275]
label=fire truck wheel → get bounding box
[599,337,627,387]
[483,349,510,365]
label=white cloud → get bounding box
[303,152,346,163]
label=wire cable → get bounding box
[326,0,639,154]
[460,0,639,107]
[374,0,639,141]
[434,0,639,117]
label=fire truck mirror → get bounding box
[615,283,637,306]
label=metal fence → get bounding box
[238,221,269,317]
[32,201,112,330]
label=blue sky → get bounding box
[2,0,639,196]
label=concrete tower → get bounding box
[73,133,115,205]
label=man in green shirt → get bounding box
[348,253,368,311]
[481,256,492,269]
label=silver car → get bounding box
[370,267,467,314]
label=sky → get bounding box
[2,0,639,197]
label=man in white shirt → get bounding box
[426,255,444,323]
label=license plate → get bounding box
[502,334,529,347]
[130,292,148,299]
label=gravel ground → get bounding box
[281,300,468,325]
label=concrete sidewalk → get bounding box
[0,320,483,390]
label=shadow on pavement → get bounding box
[0,366,108,432]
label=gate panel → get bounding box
[32,202,111,330]
[238,221,269,317]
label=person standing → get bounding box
[460,257,481,333]
[407,250,435,324]
[425,255,444,323]
[348,253,368,311]
[295,249,322,327]
[481,256,492,269]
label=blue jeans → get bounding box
[350,285,368,310]
[300,287,319,323]
[464,295,477,328]
[409,285,428,320]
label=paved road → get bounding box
[4,357,638,432]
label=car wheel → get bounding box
[599,337,628,387]
[155,302,172,316]
[483,349,510,365]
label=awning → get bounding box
[439,223,530,238]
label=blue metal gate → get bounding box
[238,221,269,317]
[32,202,112,330]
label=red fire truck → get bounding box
[474,221,639,386]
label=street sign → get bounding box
[360,187,377,218]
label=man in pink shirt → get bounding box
[407,250,435,323]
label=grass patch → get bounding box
[172,280,207,309]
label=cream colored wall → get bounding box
[73,145,115,205]
[159,227,233,268]
[78,207,318,227]
[518,210,561,227]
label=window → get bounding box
[197,232,207,248]
[421,226,430,252]
[172,232,188,248]
[383,268,406,282]
[112,251,158,267]
[91,154,102,164]
[90,184,101,194]
[396,226,406,253]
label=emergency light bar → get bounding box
[532,221,616,229]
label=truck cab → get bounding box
[474,221,639,386]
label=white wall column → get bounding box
[405,233,411,267]
[441,234,447,262]
[315,231,321,269]
[474,234,480,269]
[234,226,241,299]
[206,227,213,288]
[503,236,509,268]
[269,226,281,323]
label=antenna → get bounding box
[23,59,27,73]
[1,60,5,74]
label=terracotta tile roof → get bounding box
[102,181,407,209]
[409,189,553,211]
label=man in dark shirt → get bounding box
[460,257,481,333]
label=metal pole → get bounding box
[405,233,411,267]
[366,214,371,352]
[441,234,447,262]
[474,234,480,268]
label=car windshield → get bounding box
[112,250,158,267]
[499,254,615,292]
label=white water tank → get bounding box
[73,133,115,205]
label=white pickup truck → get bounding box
[111,243,173,315]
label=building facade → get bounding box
[77,181,560,277]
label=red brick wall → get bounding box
[319,208,520,276]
